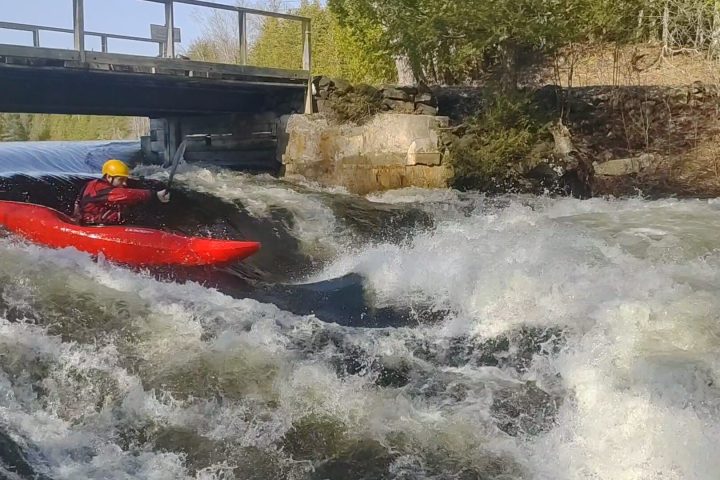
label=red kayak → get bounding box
[0,201,260,267]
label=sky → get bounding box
[0,0,296,57]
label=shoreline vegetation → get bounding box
[4,0,720,197]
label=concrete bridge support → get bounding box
[145,110,302,172]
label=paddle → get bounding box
[166,140,187,190]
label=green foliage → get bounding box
[448,88,546,189]
[324,84,384,124]
[0,114,32,141]
[251,1,395,84]
[328,0,652,86]
[0,114,135,142]
[186,1,395,84]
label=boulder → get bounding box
[382,87,412,102]
[415,92,438,107]
[593,153,657,176]
[383,99,416,113]
[315,99,331,115]
[332,78,353,95]
[316,76,333,91]
[414,103,438,116]
[398,85,419,95]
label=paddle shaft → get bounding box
[166,140,187,190]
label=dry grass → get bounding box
[542,43,720,198]
[541,43,720,88]
[591,138,720,198]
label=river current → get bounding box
[0,141,718,479]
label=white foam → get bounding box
[2,191,720,478]
[309,194,720,478]
[136,164,350,258]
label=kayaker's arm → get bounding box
[106,187,154,205]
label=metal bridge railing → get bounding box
[0,0,313,112]
[0,20,168,55]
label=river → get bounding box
[0,141,718,479]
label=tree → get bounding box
[328,0,650,87]
[0,114,31,141]
[186,0,395,84]
[0,114,139,142]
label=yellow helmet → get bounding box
[102,159,130,178]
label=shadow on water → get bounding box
[0,174,435,329]
[0,429,52,480]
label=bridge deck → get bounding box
[0,0,313,117]
[0,55,306,117]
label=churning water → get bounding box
[0,142,719,479]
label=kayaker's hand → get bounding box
[157,189,171,203]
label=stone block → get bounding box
[279,113,451,193]
[315,99,331,114]
[398,85,419,95]
[404,165,453,189]
[415,92,437,106]
[412,152,442,166]
[383,99,415,113]
[415,103,438,116]
[382,87,412,101]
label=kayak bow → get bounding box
[0,201,260,266]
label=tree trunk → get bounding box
[696,3,704,50]
[394,54,415,85]
[662,2,671,54]
[712,0,720,57]
[499,43,519,92]
[130,117,150,139]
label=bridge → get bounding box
[0,0,313,169]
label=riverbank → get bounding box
[289,76,720,199]
[436,82,720,198]
[2,165,720,478]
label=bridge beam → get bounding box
[0,64,304,117]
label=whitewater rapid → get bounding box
[1,164,719,479]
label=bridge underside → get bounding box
[0,47,310,170]
[0,46,307,117]
[0,64,305,117]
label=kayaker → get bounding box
[74,159,171,226]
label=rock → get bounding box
[331,78,353,95]
[354,84,380,98]
[316,76,333,90]
[417,82,432,95]
[382,87,412,101]
[415,92,438,106]
[315,99,331,115]
[594,153,656,176]
[408,140,442,165]
[595,93,610,103]
[526,162,561,183]
[383,98,415,113]
[332,78,352,95]
[597,150,614,162]
[278,113,450,194]
[398,85,418,95]
[548,121,576,156]
[414,103,438,116]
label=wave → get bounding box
[0,156,719,478]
